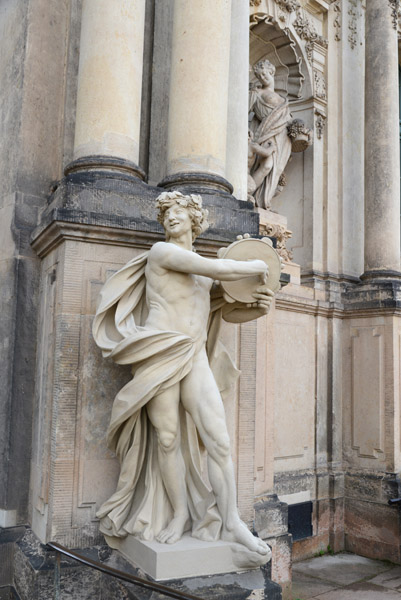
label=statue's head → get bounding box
[156,191,209,241]
[253,59,276,83]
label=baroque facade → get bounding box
[0,0,401,598]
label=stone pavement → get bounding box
[292,552,401,599]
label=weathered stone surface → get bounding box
[32,171,259,247]
[255,495,288,539]
[10,528,281,600]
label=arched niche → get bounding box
[249,8,318,271]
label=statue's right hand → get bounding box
[248,259,268,282]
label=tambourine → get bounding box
[217,236,282,304]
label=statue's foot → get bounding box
[156,514,189,545]
[222,520,269,555]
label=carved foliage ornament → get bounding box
[333,0,341,41]
[315,110,326,140]
[388,0,400,29]
[348,0,357,50]
[293,12,328,47]
[260,223,293,262]
[293,10,328,63]
[314,70,327,101]
[250,0,262,6]
[275,0,301,11]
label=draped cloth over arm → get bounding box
[92,252,239,541]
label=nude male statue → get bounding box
[93,191,274,561]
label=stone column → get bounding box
[68,0,146,178]
[225,0,249,200]
[160,0,233,194]
[363,0,400,277]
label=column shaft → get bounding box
[364,0,400,275]
[72,0,146,175]
[225,0,249,200]
[162,0,232,192]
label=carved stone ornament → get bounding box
[287,119,313,152]
[293,10,328,62]
[250,0,262,6]
[260,222,294,262]
[348,0,357,50]
[314,70,327,101]
[274,0,301,11]
[389,0,400,29]
[333,0,342,41]
[315,110,327,140]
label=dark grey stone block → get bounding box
[32,170,259,247]
[12,529,281,600]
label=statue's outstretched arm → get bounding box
[151,242,267,282]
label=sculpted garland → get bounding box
[93,191,277,566]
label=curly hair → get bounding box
[156,191,209,241]
[253,58,276,79]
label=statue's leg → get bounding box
[181,349,269,556]
[146,383,189,544]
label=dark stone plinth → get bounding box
[11,528,281,600]
[342,277,401,311]
[32,169,259,247]
[0,586,21,599]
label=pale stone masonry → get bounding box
[1,1,401,599]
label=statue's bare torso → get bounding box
[145,244,212,353]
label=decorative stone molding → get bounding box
[249,16,304,99]
[314,109,327,139]
[260,222,293,262]
[274,0,301,11]
[293,10,328,62]
[388,0,400,29]
[333,0,342,41]
[287,119,313,151]
[315,109,327,140]
[314,70,327,100]
[250,0,262,6]
[348,0,358,49]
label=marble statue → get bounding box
[248,58,311,209]
[247,130,275,203]
[93,191,275,566]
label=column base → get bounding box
[65,155,146,181]
[360,269,401,282]
[159,171,234,195]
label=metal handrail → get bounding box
[47,541,204,600]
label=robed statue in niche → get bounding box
[93,191,277,567]
[248,58,312,208]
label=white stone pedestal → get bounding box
[105,533,261,581]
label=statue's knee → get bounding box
[157,430,178,452]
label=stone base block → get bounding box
[10,528,281,600]
[105,532,270,581]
